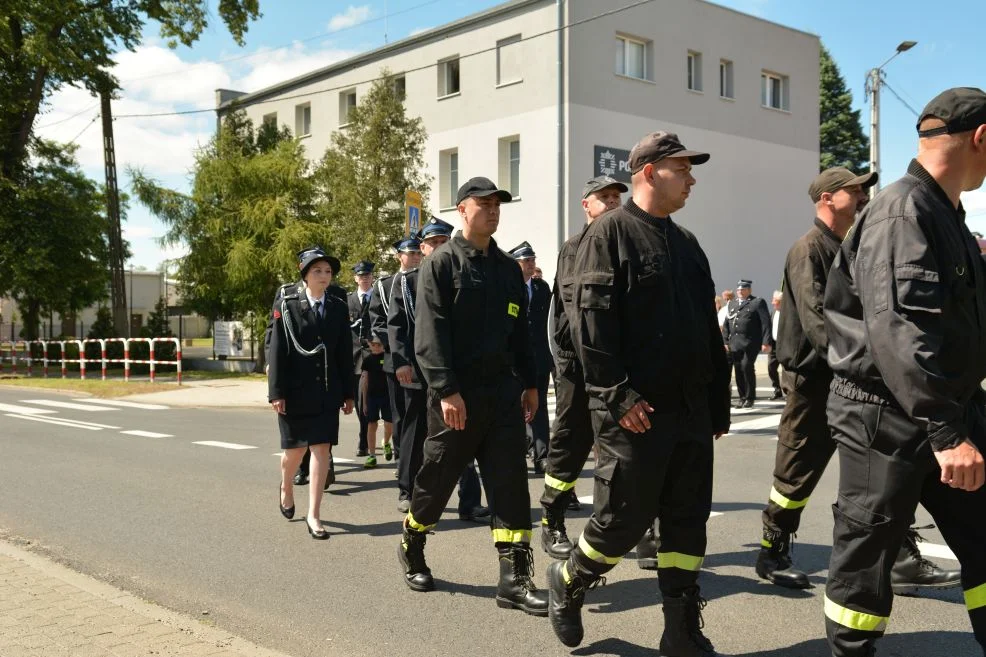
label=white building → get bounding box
[216,0,820,294]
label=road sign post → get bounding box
[405,190,422,237]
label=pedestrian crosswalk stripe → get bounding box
[726,414,782,434]
[79,399,170,410]
[20,399,115,412]
[0,403,56,415]
[120,430,173,438]
[5,413,103,431]
[193,441,257,450]
[919,542,957,562]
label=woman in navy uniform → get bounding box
[269,247,355,539]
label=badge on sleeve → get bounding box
[507,302,519,318]
[273,310,282,319]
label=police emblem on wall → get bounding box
[593,145,632,183]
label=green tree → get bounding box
[87,306,115,339]
[4,140,113,340]
[315,71,431,272]
[819,45,869,172]
[0,0,260,181]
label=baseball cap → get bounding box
[808,167,878,203]
[581,175,629,200]
[917,87,986,137]
[629,131,710,174]
[455,177,513,206]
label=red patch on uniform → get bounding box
[273,310,281,319]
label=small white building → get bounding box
[216,0,820,294]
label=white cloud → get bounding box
[232,43,358,93]
[328,5,371,31]
[123,224,158,240]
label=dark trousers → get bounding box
[529,372,551,463]
[825,393,986,657]
[763,370,835,534]
[731,347,759,402]
[767,349,781,394]
[408,378,531,542]
[541,356,594,512]
[355,373,368,452]
[387,373,404,443]
[569,402,714,595]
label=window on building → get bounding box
[262,112,277,128]
[761,71,790,111]
[498,137,520,197]
[339,89,357,125]
[438,57,460,97]
[615,34,649,81]
[295,103,311,136]
[496,35,523,86]
[440,148,459,208]
[393,75,406,100]
[687,51,703,91]
[719,59,734,99]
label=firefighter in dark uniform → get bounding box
[264,248,346,489]
[823,88,986,657]
[268,247,355,539]
[388,217,489,518]
[348,261,382,459]
[755,167,959,595]
[369,239,423,466]
[540,175,626,561]
[722,280,772,408]
[397,177,547,616]
[547,132,730,656]
[508,241,553,473]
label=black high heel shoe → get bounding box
[306,518,329,540]
[279,484,295,520]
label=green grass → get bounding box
[178,370,265,381]
[0,377,176,397]
[184,338,214,347]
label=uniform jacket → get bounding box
[264,282,346,363]
[369,274,401,373]
[526,276,554,378]
[825,159,986,452]
[348,289,375,374]
[414,231,537,398]
[388,268,424,389]
[723,295,772,352]
[572,200,731,432]
[267,285,354,415]
[551,227,587,368]
[776,218,841,374]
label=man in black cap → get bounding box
[822,87,986,657]
[398,177,547,616]
[722,279,772,408]
[508,240,553,474]
[368,238,422,468]
[388,217,489,519]
[539,175,626,561]
[348,261,379,459]
[546,132,730,656]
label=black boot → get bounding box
[496,545,548,617]
[636,526,660,570]
[541,507,574,560]
[659,587,717,657]
[398,524,435,592]
[547,560,603,647]
[891,526,962,596]
[755,528,809,589]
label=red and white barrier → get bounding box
[0,340,31,374]
[2,337,182,384]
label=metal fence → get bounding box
[0,337,182,384]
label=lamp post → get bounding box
[866,40,917,195]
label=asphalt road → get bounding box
[0,383,977,657]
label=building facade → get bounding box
[217,0,820,293]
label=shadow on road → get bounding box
[571,637,660,656]
[727,631,977,656]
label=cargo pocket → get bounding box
[593,459,626,526]
[579,272,614,310]
[894,265,941,314]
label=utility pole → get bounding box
[865,40,917,196]
[100,89,128,337]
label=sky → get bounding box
[33,0,986,271]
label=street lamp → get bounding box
[866,40,917,195]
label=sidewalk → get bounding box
[0,540,293,657]
[120,380,269,409]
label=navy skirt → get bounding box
[277,406,340,450]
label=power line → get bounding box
[66,114,100,146]
[113,0,657,120]
[881,80,920,117]
[34,103,100,131]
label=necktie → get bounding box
[314,300,323,319]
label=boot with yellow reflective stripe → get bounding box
[496,545,549,616]
[659,587,717,657]
[541,506,574,560]
[398,523,435,592]
[547,560,605,647]
[755,528,809,589]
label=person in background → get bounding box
[722,280,772,408]
[349,261,381,459]
[767,291,783,400]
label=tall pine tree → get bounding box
[819,45,869,172]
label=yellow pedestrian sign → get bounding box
[405,190,422,237]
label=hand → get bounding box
[271,399,286,415]
[441,393,467,430]
[934,440,985,491]
[714,431,727,440]
[369,341,384,355]
[762,344,772,353]
[619,401,654,434]
[396,366,414,386]
[522,388,539,423]
[341,398,354,415]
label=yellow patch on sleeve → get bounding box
[507,302,520,318]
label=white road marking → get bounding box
[271,453,356,463]
[120,430,173,438]
[0,403,56,415]
[573,495,724,520]
[726,414,782,434]
[919,542,958,561]
[78,399,170,410]
[193,441,257,450]
[20,399,115,412]
[5,414,103,431]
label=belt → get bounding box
[830,375,892,407]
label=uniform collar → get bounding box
[908,159,966,219]
[452,230,500,258]
[812,217,844,246]
[306,288,326,308]
[625,198,673,229]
